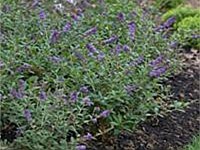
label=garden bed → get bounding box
[0,1,199,150]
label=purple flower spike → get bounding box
[10,89,24,99]
[128,22,136,40]
[76,145,86,150]
[80,86,89,93]
[50,30,60,44]
[115,44,122,55]
[39,10,46,20]
[23,109,32,122]
[83,133,94,140]
[86,43,98,54]
[103,35,118,44]
[16,63,31,73]
[149,55,163,67]
[63,22,71,32]
[123,45,131,52]
[39,91,47,101]
[70,91,79,103]
[71,13,79,21]
[149,67,167,77]
[117,12,125,21]
[99,110,110,118]
[163,17,176,28]
[84,27,97,37]
[83,97,94,106]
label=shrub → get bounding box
[0,0,178,149]
[162,6,200,24]
[176,15,200,49]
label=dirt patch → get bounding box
[186,0,200,8]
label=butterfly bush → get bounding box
[0,0,178,150]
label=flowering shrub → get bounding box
[0,0,178,149]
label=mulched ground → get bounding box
[87,48,200,150]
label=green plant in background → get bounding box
[162,6,200,49]
[155,0,185,10]
[174,15,200,49]
[162,6,200,24]
[184,134,200,150]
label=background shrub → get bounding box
[162,6,200,24]
[176,15,200,49]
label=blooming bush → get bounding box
[0,0,178,149]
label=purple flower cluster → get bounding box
[114,44,122,55]
[50,30,60,43]
[70,91,79,103]
[163,17,176,28]
[128,22,136,40]
[80,86,89,93]
[117,12,125,21]
[39,91,47,101]
[23,109,32,122]
[99,110,110,118]
[82,97,94,106]
[63,22,71,32]
[155,17,176,32]
[39,10,46,20]
[103,35,118,44]
[149,67,167,77]
[84,27,97,37]
[123,45,131,52]
[149,55,167,77]
[86,43,98,55]
[16,63,31,73]
[76,145,86,150]
[10,80,26,99]
[149,55,163,67]
[83,132,94,140]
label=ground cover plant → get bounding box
[1,0,181,149]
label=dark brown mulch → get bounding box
[87,101,199,150]
[87,49,200,150]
